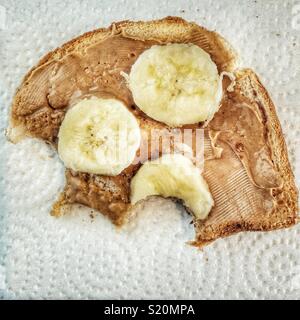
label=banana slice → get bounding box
[128,43,222,127]
[58,97,141,176]
[130,154,214,219]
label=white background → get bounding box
[0,0,299,299]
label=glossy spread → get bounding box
[10,30,284,227]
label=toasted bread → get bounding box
[7,17,298,246]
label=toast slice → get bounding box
[7,17,298,246]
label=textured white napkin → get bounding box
[0,0,299,299]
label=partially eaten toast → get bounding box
[7,17,298,247]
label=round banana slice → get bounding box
[130,154,214,219]
[129,43,222,127]
[58,97,141,176]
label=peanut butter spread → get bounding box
[10,19,297,244]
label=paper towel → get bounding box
[0,0,299,299]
